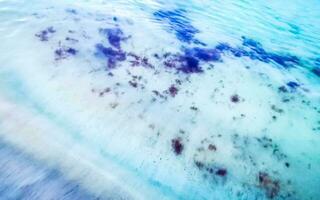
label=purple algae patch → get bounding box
[95,43,126,68]
[99,28,126,49]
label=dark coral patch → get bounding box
[171,138,184,155]
[95,43,126,68]
[154,9,201,44]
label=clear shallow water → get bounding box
[0,0,320,199]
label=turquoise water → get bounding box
[0,0,320,199]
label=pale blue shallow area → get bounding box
[0,0,319,200]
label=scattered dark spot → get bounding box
[55,47,78,60]
[285,162,290,168]
[271,105,284,113]
[278,86,288,93]
[129,81,138,88]
[35,27,56,41]
[47,27,55,33]
[258,172,280,199]
[153,53,160,59]
[171,138,184,155]
[168,85,178,97]
[128,53,154,68]
[230,94,240,103]
[65,37,79,43]
[195,161,204,169]
[215,168,227,177]
[208,144,217,151]
[66,48,77,55]
[190,106,198,111]
[66,8,77,15]
[286,81,299,90]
